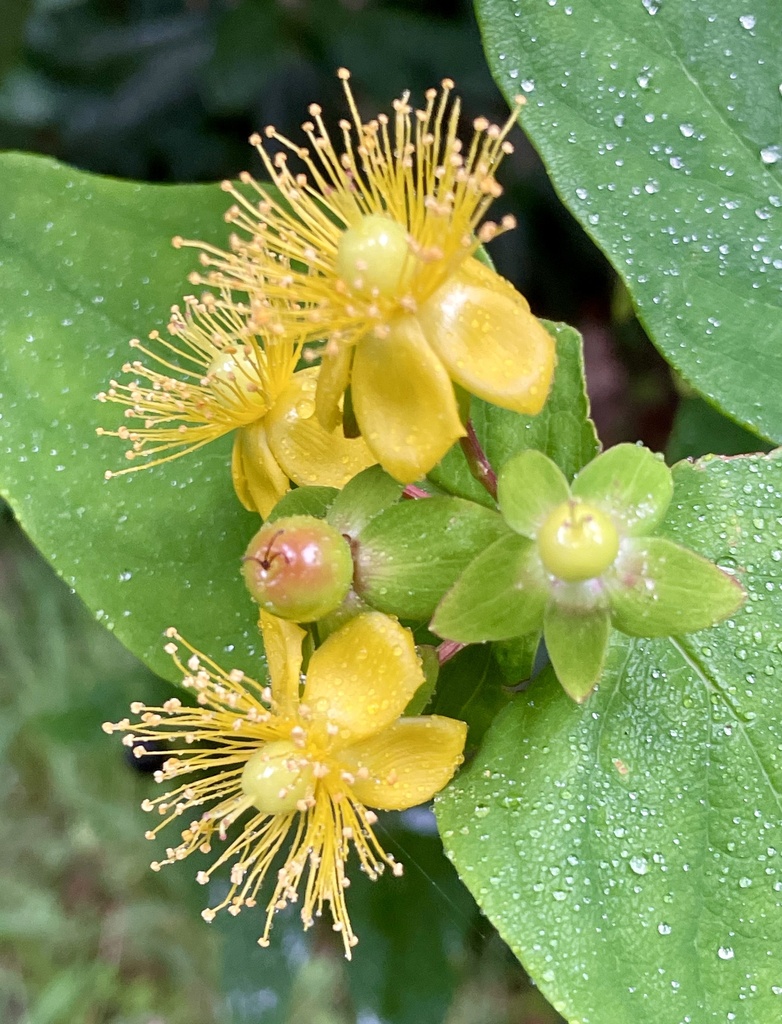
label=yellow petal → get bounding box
[232,422,290,518]
[351,315,466,483]
[315,344,353,431]
[342,715,467,810]
[303,612,424,745]
[265,367,376,490]
[416,258,556,415]
[259,610,305,713]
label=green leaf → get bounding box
[431,644,513,749]
[609,536,745,637]
[327,465,403,537]
[497,448,570,537]
[493,632,541,686]
[355,497,509,620]
[346,822,478,1024]
[438,450,782,1023]
[667,395,773,463]
[431,533,545,642]
[572,443,673,535]
[429,321,598,504]
[0,155,261,682]
[405,644,439,716]
[476,0,782,442]
[543,604,610,703]
[266,486,338,523]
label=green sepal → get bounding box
[544,603,611,702]
[355,497,509,621]
[493,632,541,685]
[452,381,473,424]
[431,533,546,643]
[497,449,570,538]
[327,465,403,538]
[572,443,673,535]
[404,645,440,716]
[341,384,360,438]
[266,486,338,522]
[608,537,745,637]
[315,589,372,643]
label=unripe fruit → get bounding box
[241,740,314,814]
[336,214,411,299]
[242,515,354,622]
[206,347,265,417]
[538,500,619,583]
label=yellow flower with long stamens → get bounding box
[178,69,557,483]
[97,290,375,516]
[103,610,466,957]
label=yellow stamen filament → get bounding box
[97,291,300,478]
[178,72,525,355]
[104,630,400,957]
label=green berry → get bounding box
[335,214,411,299]
[241,740,313,814]
[242,515,353,622]
[538,500,619,583]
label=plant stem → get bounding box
[437,639,466,665]
[402,484,431,500]
[460,420,498,501]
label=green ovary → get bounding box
[241,740,314,814]
[538,500,620,583]
[336,215,411,299]
[207,348,267,416]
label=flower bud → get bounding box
[242,515,354,622]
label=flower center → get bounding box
[336,215,411,299]
[206,348,267,415]
[538,500,620,583]
[241,739,314,814]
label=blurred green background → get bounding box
[0,1,769,1022]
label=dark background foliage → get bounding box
[0,2,769,1022]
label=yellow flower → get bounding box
[182,70,556,483]
[103,611,466,957]
[97,290,375,517]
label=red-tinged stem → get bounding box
[437,639,466,665]
[402,484,431,500]
[461,420,498,501]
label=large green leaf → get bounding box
[476,0,782,442]
[438,450,782,1023]
[346,820,479,1024]
[667,395,774,463]
[0,154,261,682]
[431,644,514,750]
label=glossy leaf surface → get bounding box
[476,0,782,441]
[0,155,260,681]
[439,451,782,1023]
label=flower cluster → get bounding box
[98,70,556,489]
[99,72,742,958]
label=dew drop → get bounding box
[629,855,650,876]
